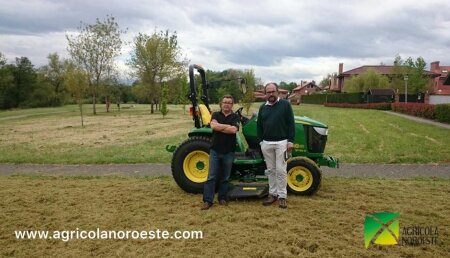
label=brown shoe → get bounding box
[200,202,212,210]
[219,200,228,206]
[262,195,278,206]
[278,198,287,209]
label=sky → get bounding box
[1,0,449,84]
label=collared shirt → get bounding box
[265,97,280,106]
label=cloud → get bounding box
[1,0,450,83]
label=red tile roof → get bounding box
[339,65,439,77]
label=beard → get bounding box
[268,95,277,103]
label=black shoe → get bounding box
[201,202,212,210]
[278,198,287,209]
[262,195,278,206]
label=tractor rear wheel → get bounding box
[286,158,322,195]
[171,136,211,193]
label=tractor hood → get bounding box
[294,116,327,128]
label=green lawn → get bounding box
[1,175,448,257]
[0,103,449,164]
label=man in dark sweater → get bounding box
[201,95,240,210]
[257,83,295,208]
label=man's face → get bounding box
[265,84,279,103]
[221,97,233,113]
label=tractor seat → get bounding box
[198,104,211,126]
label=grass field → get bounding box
[0,103,449,164]
[0,175,448,257]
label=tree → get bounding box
[345,68,389,92]
[391,55,430,93]
[65,63,89,127]
[128,30,187,114]
[66,15,125,114]
[240,69,256,115]
[320,73,337,88]
[0,53,15,109]
[39,52,67,106]
[12,57,37,107]
[160,83,169,118]
[405,56,429,93]
[175,74,189,114]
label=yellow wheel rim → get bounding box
[287,166,313,192]
[183,151,209,183]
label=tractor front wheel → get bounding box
[286,158,322,195]
[171,136,211,193]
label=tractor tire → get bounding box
[286,157,322,195]
[171,136,212,193]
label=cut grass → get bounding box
[0,175,448,257]
[0,104,449,164]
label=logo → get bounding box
[364,212,400,249]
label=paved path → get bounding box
[1,163,449,178]
[383,111,450,129]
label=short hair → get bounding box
[222,94,234,103]
[264,82,279,93]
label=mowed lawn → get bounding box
[0,175,449,257]
[0,103,449,164]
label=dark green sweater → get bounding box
[257,99,295,142]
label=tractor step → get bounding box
[227,183,269,199]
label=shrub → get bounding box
[327,92,365,104]
[434,104,450,124]
[324,103,391,110]
[391,103,435,119]
[302,94,327,104]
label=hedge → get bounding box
[302,92,365,104]
[391,103,435,119]
[324,103,391,110]
[301,94,327,104]
[435,104,450,123]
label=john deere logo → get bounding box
[364,212,400,249]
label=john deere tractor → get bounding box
[166,64,338,198]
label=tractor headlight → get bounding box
[313,127,328,136]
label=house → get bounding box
[430,61,450,94]
[445,73,450,85]
[253,88,289,102]
[335,63,439,93]
[288,81,321,104]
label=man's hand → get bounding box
[287,142,294,152]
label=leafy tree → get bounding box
[128,30,187,114]
[175,74,189,114]
[0,53,16,109]
[12,57,37,107]
[39,52,67,106]
[65,63,89,127]
[320,73,337,88]
[240,69,256,115]
[66,15,125,114]
[345,68,389,92]
[160,83,169,118]
[405,57,429,93]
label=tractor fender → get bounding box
[188,127,213,138]
[288,156,321,171]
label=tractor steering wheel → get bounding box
[235,107,244,117]
[235,107,249,125]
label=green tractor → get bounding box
[166,64,338,198]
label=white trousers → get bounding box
[261,141,288,199]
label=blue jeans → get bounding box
[203,149,234,204]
